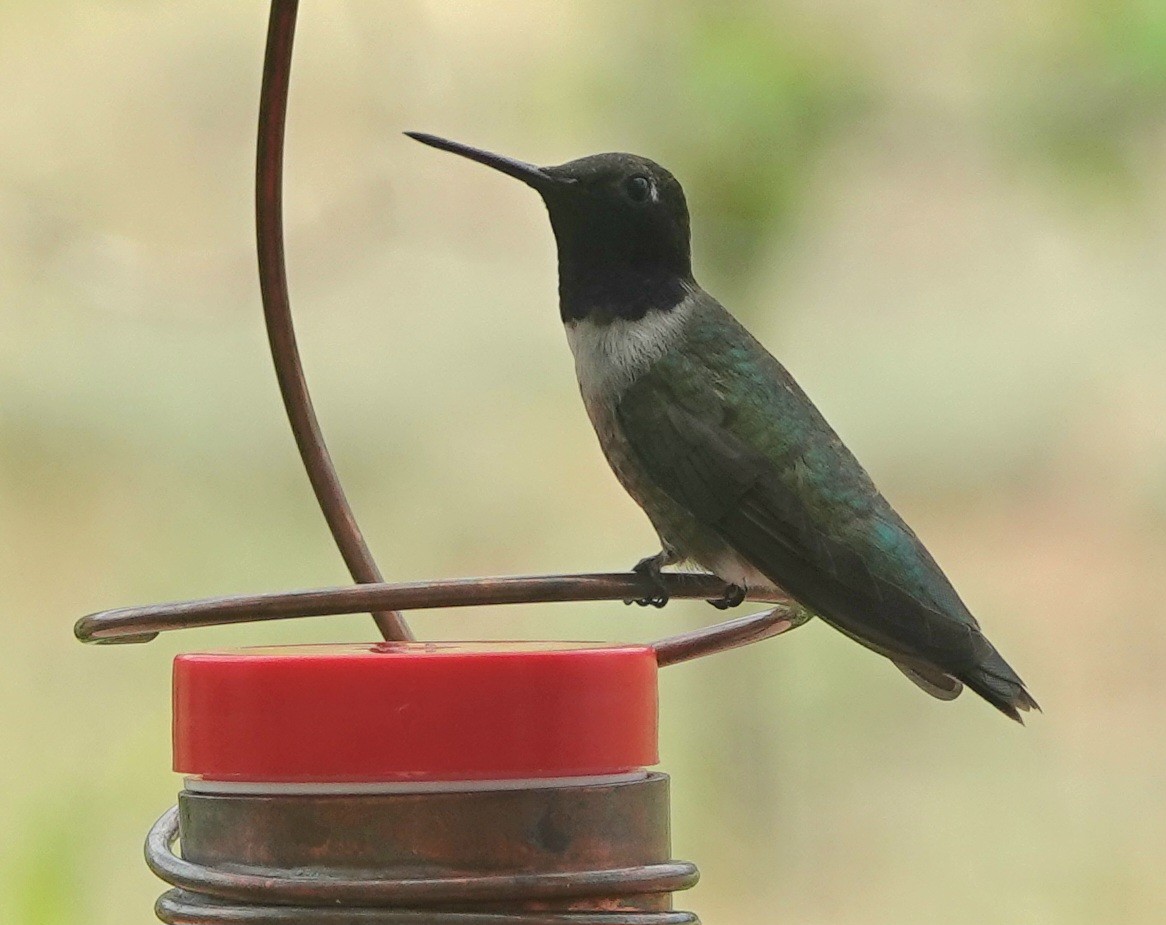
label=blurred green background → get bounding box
[2,1,1165,922]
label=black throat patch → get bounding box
[558,268,691,324]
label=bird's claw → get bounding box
[707,583,747,610]
[623,592,669,608]
[625,554,671,608]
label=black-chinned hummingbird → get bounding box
[407,131,1038,723]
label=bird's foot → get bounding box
[624,553,670,608]
[707,583,746,610]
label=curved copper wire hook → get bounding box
[257,0,410,641]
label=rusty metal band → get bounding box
[147,808,699,921]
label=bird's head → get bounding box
[408,133,694,321]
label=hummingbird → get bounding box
[407,131,1039,723]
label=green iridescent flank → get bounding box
[612,294,1030,702]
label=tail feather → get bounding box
[961,647,1040,724]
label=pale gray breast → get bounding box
[563,296,697,406]
[563,304,695,514]
[562,310,713,562]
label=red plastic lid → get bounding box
[173,643,658,783]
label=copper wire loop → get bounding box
[74,571,811,666]
[147,808,700,924]
[156,891,699,925]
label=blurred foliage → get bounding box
[1,1,1165,924]
[997,0,1166,197]
[565,1,874,296]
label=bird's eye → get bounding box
[624,175,653,203]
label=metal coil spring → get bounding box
[147,808,701,925]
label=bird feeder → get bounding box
[75,3,810,922]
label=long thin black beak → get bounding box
[405,132,562,192]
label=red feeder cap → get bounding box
[173,643,658,783]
